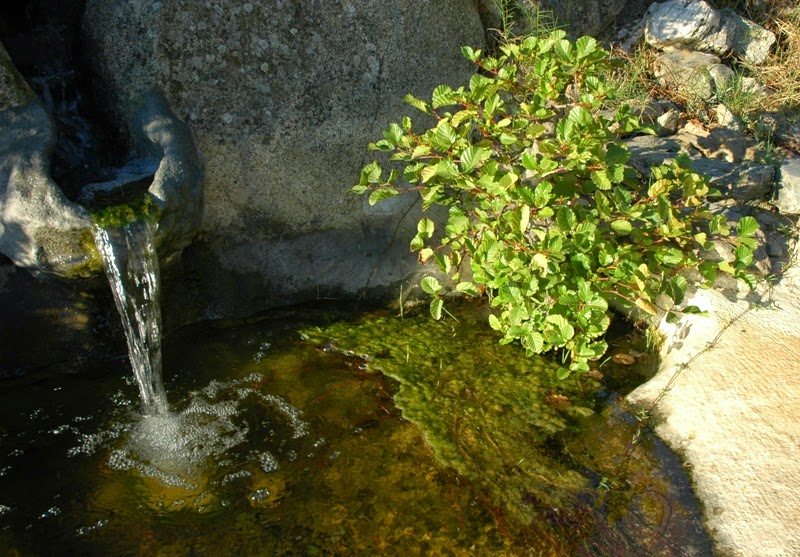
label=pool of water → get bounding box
[0,302,712,556]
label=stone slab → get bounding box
[628,265,800,557]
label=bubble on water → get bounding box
[0,504,11,515]
[249,488,271,502]
[220,470,252,485]
[258,451,279,473]
[76,519,108,536]
[39,506,61,519]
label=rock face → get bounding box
[0,41,94,277]
[82,0,485,318]
[653,50,730,101]
[776,157,800,214]
[627,267,800,557]
[644,0,732,54]
[720,7,776,65]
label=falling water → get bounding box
[92,219,168,415]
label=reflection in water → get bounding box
[0,303,713,556]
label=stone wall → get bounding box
[83,0,485,319]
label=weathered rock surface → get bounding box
[0,42,34,109]
[775,157,800,214]
[720,7,776,65]
[628,265,800,557]
[625,135,775,202]
[0,45,203,277]
[678,121,759,163]
[644,0,731,54]
[0,90,94,276]
[82,0,485,318]
[653,50,730,100]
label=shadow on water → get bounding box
[0,301,713,556]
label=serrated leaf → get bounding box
[737,216,758,237]
[611,219,632,234]
[460,145,491,173]
[734,245,753,268]
[567,106,592,127]
[556,367,571,380]
[350,184,368,195]
[545,314,574,343]
[434,121,459,148]
[420,276,442,295]
[417,218,435,238]
[556,206,577,231]
[404,93,431,114]
[455,281,479,296]
[591,169,612,190]
[432,84,455,109]
[488,313,503,331]
[575,36,597,59]
[430,298,443,320]
[368,188,399,205]
[418,248,434,263]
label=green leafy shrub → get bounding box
[351,31,758,379]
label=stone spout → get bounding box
[0,41,203,278]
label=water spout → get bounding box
[93,218,168,415]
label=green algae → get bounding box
[91,195,160,229]
[301,302,601,526]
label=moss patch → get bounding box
[302,302,600,525]
[90,195,160,229]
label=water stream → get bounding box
[92,219,168,415]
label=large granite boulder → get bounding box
[82,0,485,318]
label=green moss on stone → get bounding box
[302,302,600,525]
[91,195,160,229]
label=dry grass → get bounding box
[715,0,800,116]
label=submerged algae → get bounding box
[303,302,600,525]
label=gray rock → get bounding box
[0,42,34,110]
[624,135,774,202]
[82,0,485,318]
[654,50,728,100]
[720,8,776,65]
[656,110,681,136]
[690,158,775,201]
[678,121,759,163]
[715,103,744,131]
[644,0,732,55]
[0,100,95,277]
[775,157,800,214]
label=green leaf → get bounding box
[575,36,597,59]
[556,206,577,231]
[430,298,444,320]
[455,281,479,296]
[404,93,431,114]
[556,367,571,380]
[734,245,753,268]
[488,314,503,331]
[737,216,758,237]
[460,145,491,173]
[420,276,442,295]
[368,188,399,205]
[432,84,455,108]
[611,219,632,234]
[433,121,459,148]
[545,314,574,344]
[591,170,612,190]
[567,106,592,127]
[417,218,435,239]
